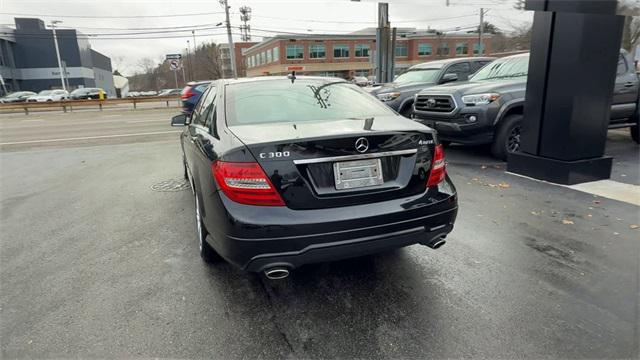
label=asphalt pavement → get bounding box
[1,110,638,359]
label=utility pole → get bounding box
[239,6,252,42]
[50,20,67,91]
[192,30,197,52]
[375,3,390,83]
[221,0,238,78]
[186,41,193,81]
[478,8,485,56]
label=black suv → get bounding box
[413,51,640,159]
[370,57,495,117]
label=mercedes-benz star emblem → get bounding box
[426,98,437,108]
[355,137,369,153]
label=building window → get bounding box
[473,43,485,55]
[437,43,450,56]
[333,45,349,58]
[354,69,369,76]
[395,43,408,57]
[355,44,369,58]
[273,47,280,61]
[266,49,272,63]
[309,44,326,59]
[261,51,266,64]
[418,43,432,56]
[286,45,304,59]
[456,43,469,55]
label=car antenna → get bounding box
[287,71,296,84]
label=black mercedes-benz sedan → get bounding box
[171,76,458,278]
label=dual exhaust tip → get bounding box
[262,236,447,280]
[264,267,290,280]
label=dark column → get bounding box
[507,0,626,185]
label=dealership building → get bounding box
[0,18,115,96]
[243,28,492,78]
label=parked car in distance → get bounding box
[412,50,640,160]
[127,91,140,97]
[26,89,69,102]
[351,76,370,87]
[171,76,457,278]
[0,91,37,103]
[370,57,496,118]
[139,90,158,96]
[180,80,212,114]
[158,88,182,96]
[70,87,106,100]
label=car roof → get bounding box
[410,56,497,69]
[219,76,347,86]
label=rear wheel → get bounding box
[491,114,523,161]
[194,193,218,263]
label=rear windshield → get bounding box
[470,55,529,81]
[225,79,394,125]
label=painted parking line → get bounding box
[568,180,640,207]
[0,130,181,146]
[508,172,640,207]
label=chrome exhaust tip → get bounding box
[429,238,446,249]
[423,234,447,249]
[264,267,290,280]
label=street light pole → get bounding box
[221,0,238,78]
[50,20,66,91]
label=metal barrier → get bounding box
[0,95,181,115]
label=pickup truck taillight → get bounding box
[212,161,285,206]
[427,144,446,187]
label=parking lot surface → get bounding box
[1,110,638,358]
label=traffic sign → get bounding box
[166,54,182,60]
[287,65,305,71]
[169,60,180,71]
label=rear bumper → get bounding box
[203,178,458,271]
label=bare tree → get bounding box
[622,16,640,52]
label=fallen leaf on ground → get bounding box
[593,200,601,204]
[472,177,479,181]
[498,183,510,188]
[531,211,540,216]
[562,219,575,225]
[587,214,593,218]
[614,232,620,236]
[630,224,639,229]
[488,184,497,188]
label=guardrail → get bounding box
[0,95,181,115]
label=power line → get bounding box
[0,11,226,19]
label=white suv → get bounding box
[27,89,69,102]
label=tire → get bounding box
[400,105,413,119]
[631,125,639,144]
[183,158,189,180]
[491,114,523,161]
[194,192,219,263]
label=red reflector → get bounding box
[181,86,194,100]
[212,161,285,206]
[427,144,446,187]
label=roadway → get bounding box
[1,109,638,358]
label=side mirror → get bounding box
[440,73,459,84]
[171,114,188,127]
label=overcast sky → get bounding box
[1,0,532,75]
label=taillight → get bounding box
[181,86,194,100]
[212,161,285,206]
[427,144,446,187]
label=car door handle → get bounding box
[624,82,635,87]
